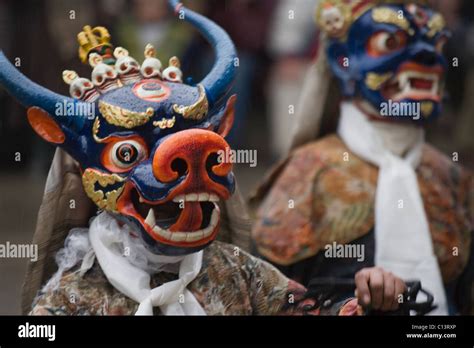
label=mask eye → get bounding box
[113,142,139,166]
[367,31,407,57]
[102,138,147,173]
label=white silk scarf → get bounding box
[89,212,206,315]
[337,102,447,315]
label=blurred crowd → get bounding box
[0,0,473,179]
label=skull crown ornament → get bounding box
[0,0,239,256]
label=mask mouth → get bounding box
[117,183,223,247]
[381,63,444,102]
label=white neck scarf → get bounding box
[89,212,206,316]
[337,102,447,315]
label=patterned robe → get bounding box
[252,135,474,314]
[30,240,332,315]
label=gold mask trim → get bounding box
[153,116,176,129]
[92,117,111,143]
[420,101,434,117]
[173,85,209,121]
[82,169,125,212]
[365,72,393,90]
[427,13,446,38]
[372,7,410,31]
[98,100,154,129]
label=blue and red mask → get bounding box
[317,0,450,121]
[0,0,238,256]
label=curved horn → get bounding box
[0,51,90,132]
[168,0,237,107]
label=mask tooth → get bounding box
[399,72,408,91]
[432,78,439,95]
[145,208,156,228]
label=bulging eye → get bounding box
[102,138,148,173]
[368,31,407,57]
[112,140,144,168]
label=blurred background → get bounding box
[0,0,472,314]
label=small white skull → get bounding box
[163,57,183,83]
[71,78,99,101]
[114,47,141,85]
[62,70,99,102]
[141,44,163,79]
[89,53,120,93]
[141,57,163,79]
[317,0,351,39]
[92,63,119,91]
[321,6,346,37]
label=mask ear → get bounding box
[217,94,236,138]
[326,41,355,97]
[27,107,65,144]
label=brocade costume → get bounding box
[30,240,307,316]
[253,134,473,313]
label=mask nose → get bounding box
[412,42,438,66]
[152,128,232,185]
